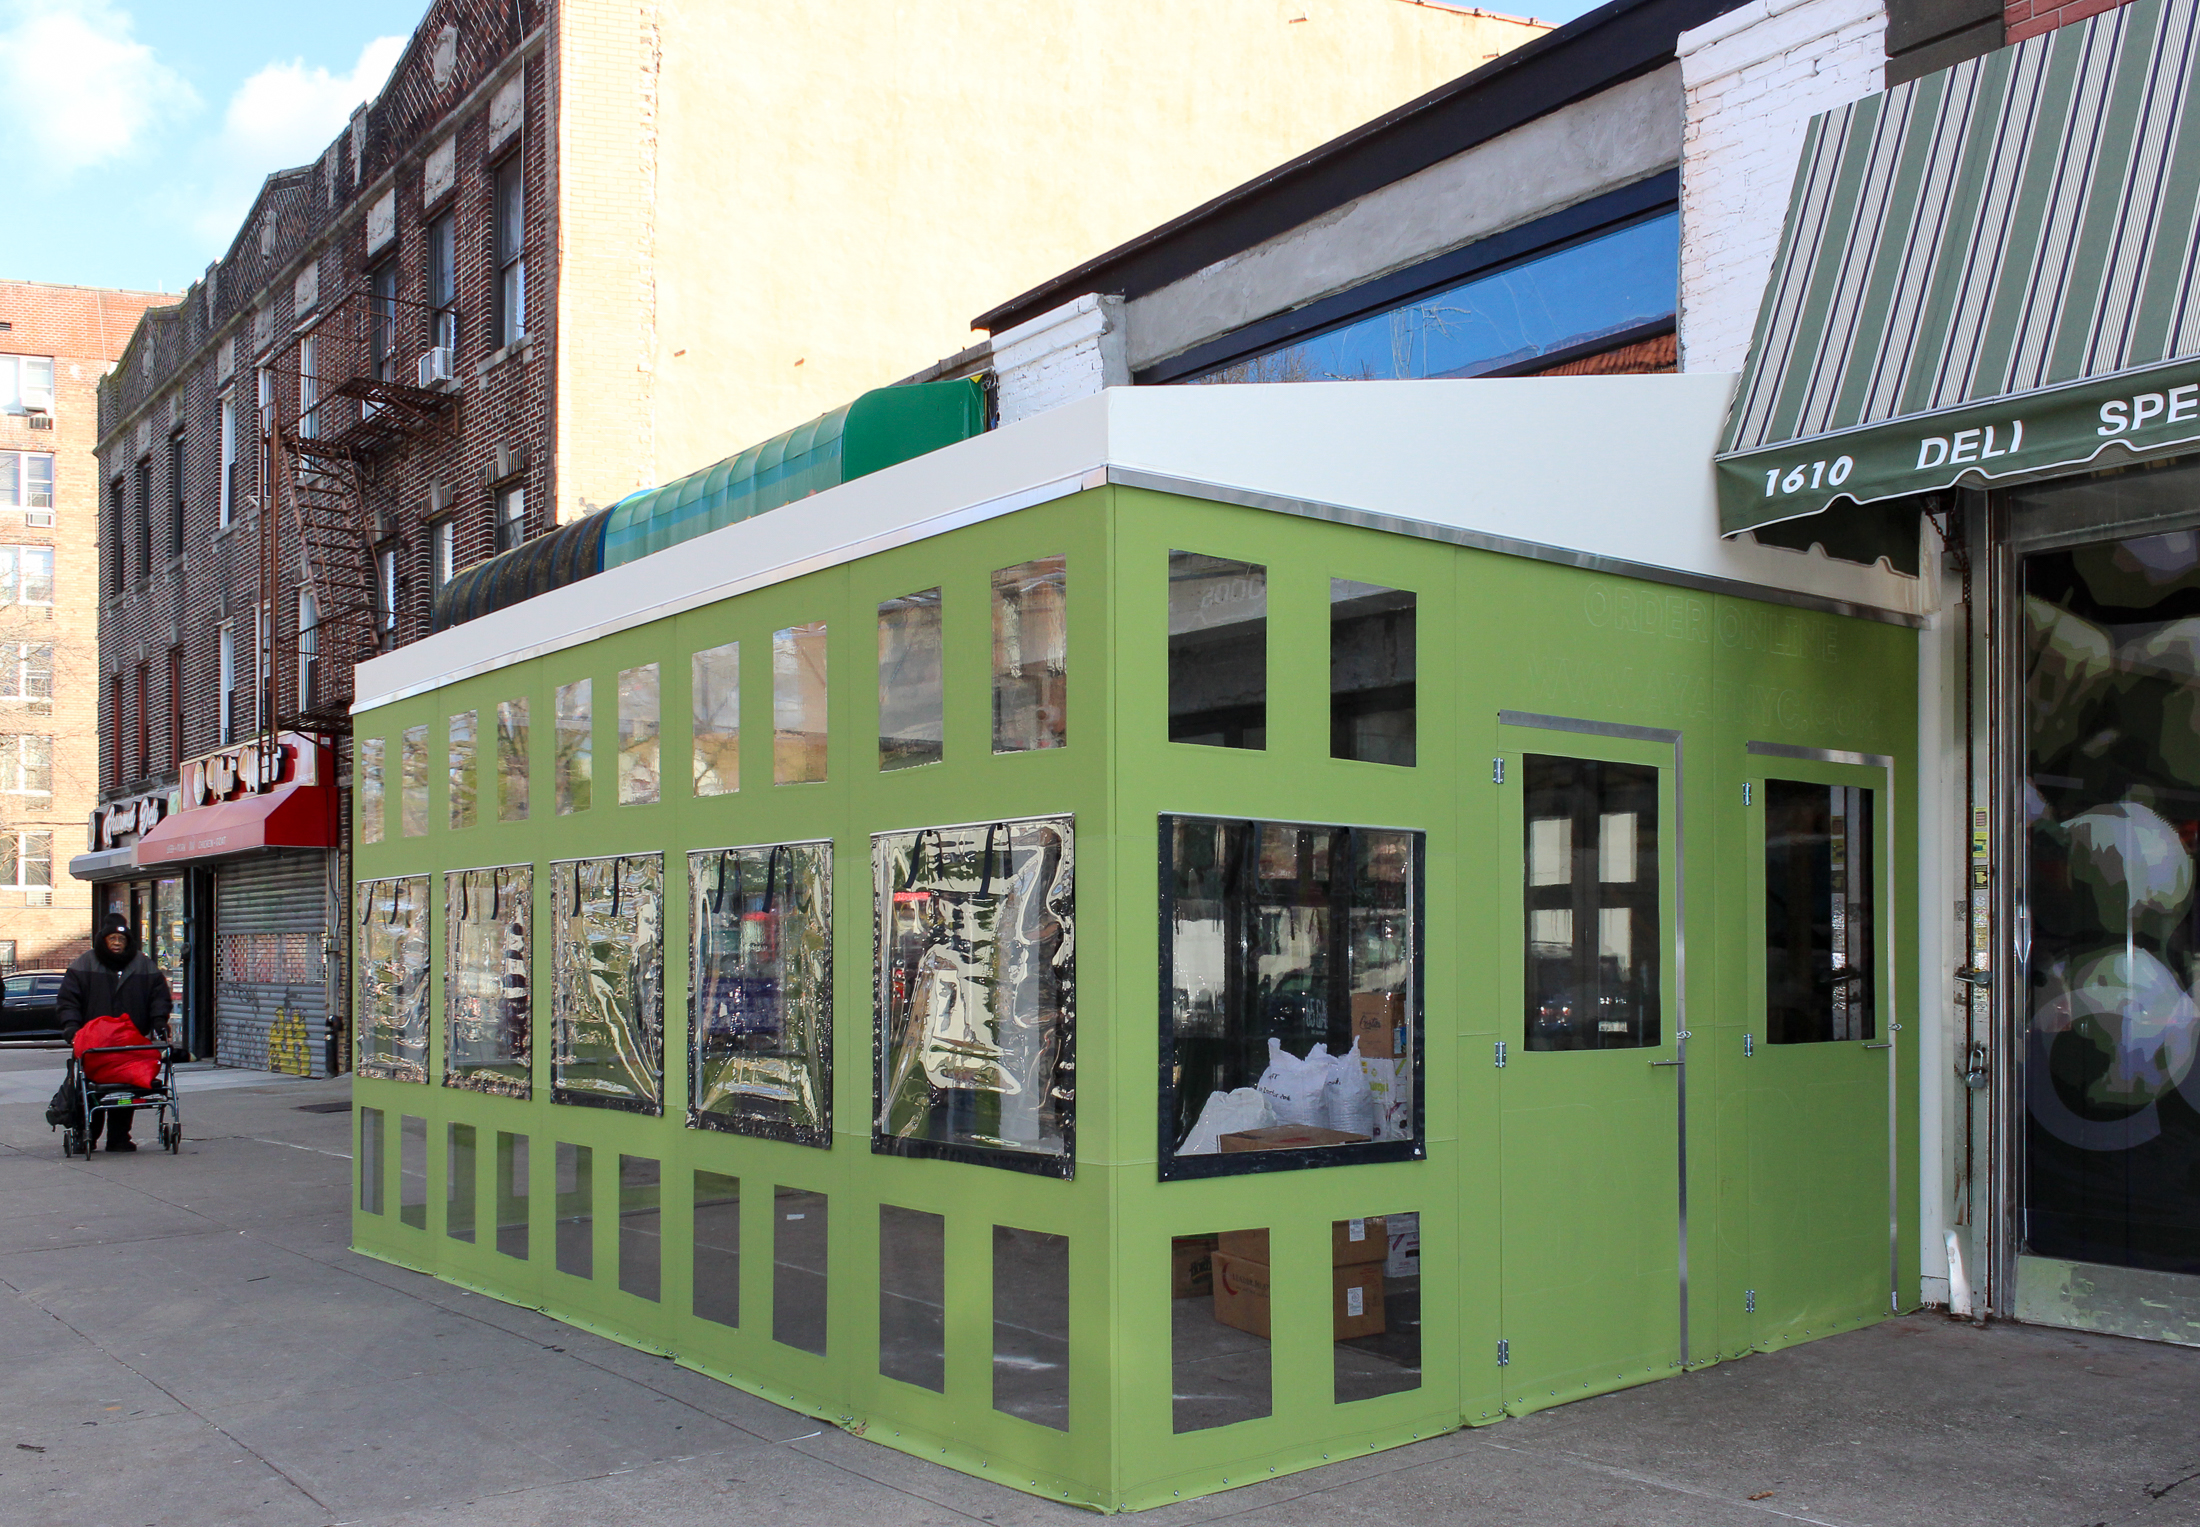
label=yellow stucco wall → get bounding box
[555,0,1546,520]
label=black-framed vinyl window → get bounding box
[1523,755,1660,1051]
[690,840,832,1146]
[873,816,1074,1177]
[550,853,665,1114]
[1159,816,1424,1181]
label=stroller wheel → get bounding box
[162,1123,180,1153]
[62,1128,83,1158]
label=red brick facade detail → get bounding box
[2006,0,2133,44]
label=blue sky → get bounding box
[0,0,1607,297]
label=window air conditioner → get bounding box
[417,347,454,387]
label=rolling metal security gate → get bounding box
[215,851,332,1076]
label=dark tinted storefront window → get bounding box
[1764,780,1874,1043]
[1523,756,1659,1050]
[1168,551,1265,748]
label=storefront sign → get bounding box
[180,732,327,809]
[91,790,173,851]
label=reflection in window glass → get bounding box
[359,1107,385,1214]
[497,698,529,821]
[359,737,385,844]
[1164,820,1420,1169]
[619,1155,662,1302]
[993,1226,1070,1429]
[400,1115,427,1228]
[690,841,831,1144]
[401,724,429,836]
[497,1132,529,1260]
[1175,1226,1270,1432]
[1765,780,1875,1044]
[1169,552,1266,748]
[693,1170,740,1328]
[691,641,739,795]
[618,663,660,805]
[879,1206,945,1392]
[356,876,429,1082]
[555,678,591,814]
[447,1124,477,1244]
[444,864,532,1096]
[448,709,477,828]
[773,624,828,784]
[1332,581,1416,766]
[555,1141,593,1278]
[874,817,1074,1170]
[879,589,943,770]
[1524,755,1660,1050]
[1189,211,1679,384]
[551,854,665,1112]
[1333,1213,1420,1402]
[993,558,1067,752]
[773,1186,828,1355]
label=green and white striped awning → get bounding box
[1718,0,2200,536]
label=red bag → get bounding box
[73,1015,160,1089]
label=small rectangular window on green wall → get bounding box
[1330,581,1415,767]
[691,641,739,795]
[448,709,477,829]
[878,589,942,770]
[496,699,529,821]
[1168,551,1265,749]
[618,664,660,805]
[400,725,429,836]
[993,558,1066,753]
[358,737,384,844]
[693,1170,740,1327]
[773,624,827,784]
[555,679,591,814]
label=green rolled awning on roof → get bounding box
[1716,0,2200,536]
[601,378,985,569]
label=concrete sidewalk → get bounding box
[3,1053,2198,1527]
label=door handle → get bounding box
[1650,1058,1683,1067]
[1864,1042,1893,1051]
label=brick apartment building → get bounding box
[0,283,168,975]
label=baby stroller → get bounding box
[58,1036,182,1157]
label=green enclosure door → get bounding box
[1745,755,1895,1346]
[1496,724,1684,1407]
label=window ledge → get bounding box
[473,339,534,379]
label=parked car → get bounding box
[0,970,66,1040]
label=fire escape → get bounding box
[256,283,457,753]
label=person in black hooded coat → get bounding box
[56,914,174,1150]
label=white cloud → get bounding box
[0,0,198,174]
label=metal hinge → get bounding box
[1496,1339,1510,1367]
[1492,757,1506,785]
[1744,1033,1754,1057]
[1742,781,1752,806]
[1745,1289,1756,1314]
[1494,1040,1507,1069]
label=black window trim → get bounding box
[1136,169,1678,386]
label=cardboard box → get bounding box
[1210,1250,1273,1338]
[1171,1234,1217,1299]
[1333,1260,1388,1339]
[1214,1228,1271,1265]
[1218,1124,1371,1152]
[1332,1216,1389,1266]
[1351,992,1408,1059]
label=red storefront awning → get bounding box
[132,782,338,867]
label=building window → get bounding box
[555,678,591,814]
[377,544,398,649]
[297,589,319,713]
[400,724,429,837]
[431,519,455,589]
[0,355,54,414]
[0,452,55,517]
[493,484,525,555]
[369,261,399,382]
[0,643,51,703]
[108,477,124,590]
[772,623,827,785]
[218,623,236,746]
[167,433,185,556]
[219,395,236,528]
[1,732,52,794]
[1168,551,1265,749]
[167,646,182,766]
[877,590,942,770]
[428,211,457,354]
[134,459,151,586]
[110,675,124,783]
[690,841,832,1144]
[0,832,52,898]
[252,601,270,734]
[135,662,149,779]
[1331,581,1416,766]
[1764,780,1876,1044]
[493,155,526,350]
[690,641,738,796]
[358,736,385,846]
[992,558,1067,753]
[617,663,659,806]
[495,698,528,822]
[0,546,54,605]
[356,875,430,1083]
[1524,755,1660,1051]
[449,709,477,829]
[297,335,319,439]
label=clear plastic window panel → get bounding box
[618,663,660,805]
[992,1226,1070,1430]
[1168,551,1266,748]
[689,841,831,1144]
[555,678,591,814]
[359,1107,385,1214]
[358,737,384,845]
[400,724,429,837]
[1332,1212,1421,1403]
[1173,1226,1270,1432]
[773,1186,828,1355]
[1523,756,1660,1050]
[693,1170,740,1328]
[1165,819,1420,1164]
[1764,779,1875,1044]
[399,1115,427,1229]
[619,1154,662,1302]
[444,865,532,1096]
[691,641,740,795]
[874,817,1074,1169]
[773,623,828,784]
[555,1141,593,1277]
[447,1124,477,1243]
[496,698,529,821]
[497,1132,529,1259]
[878,1205,945,1391]
[992,558,1067,753]
[356,876,429,1082]
[878,589,943,770]
[1331,580,1416,766]
[448,709,477,828]
[551,854,665,1113]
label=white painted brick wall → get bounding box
[992,293,1128,427]
[1678,0,1888,375]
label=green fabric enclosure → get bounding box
[601,379,985,569]
[1718,0,2200,534]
